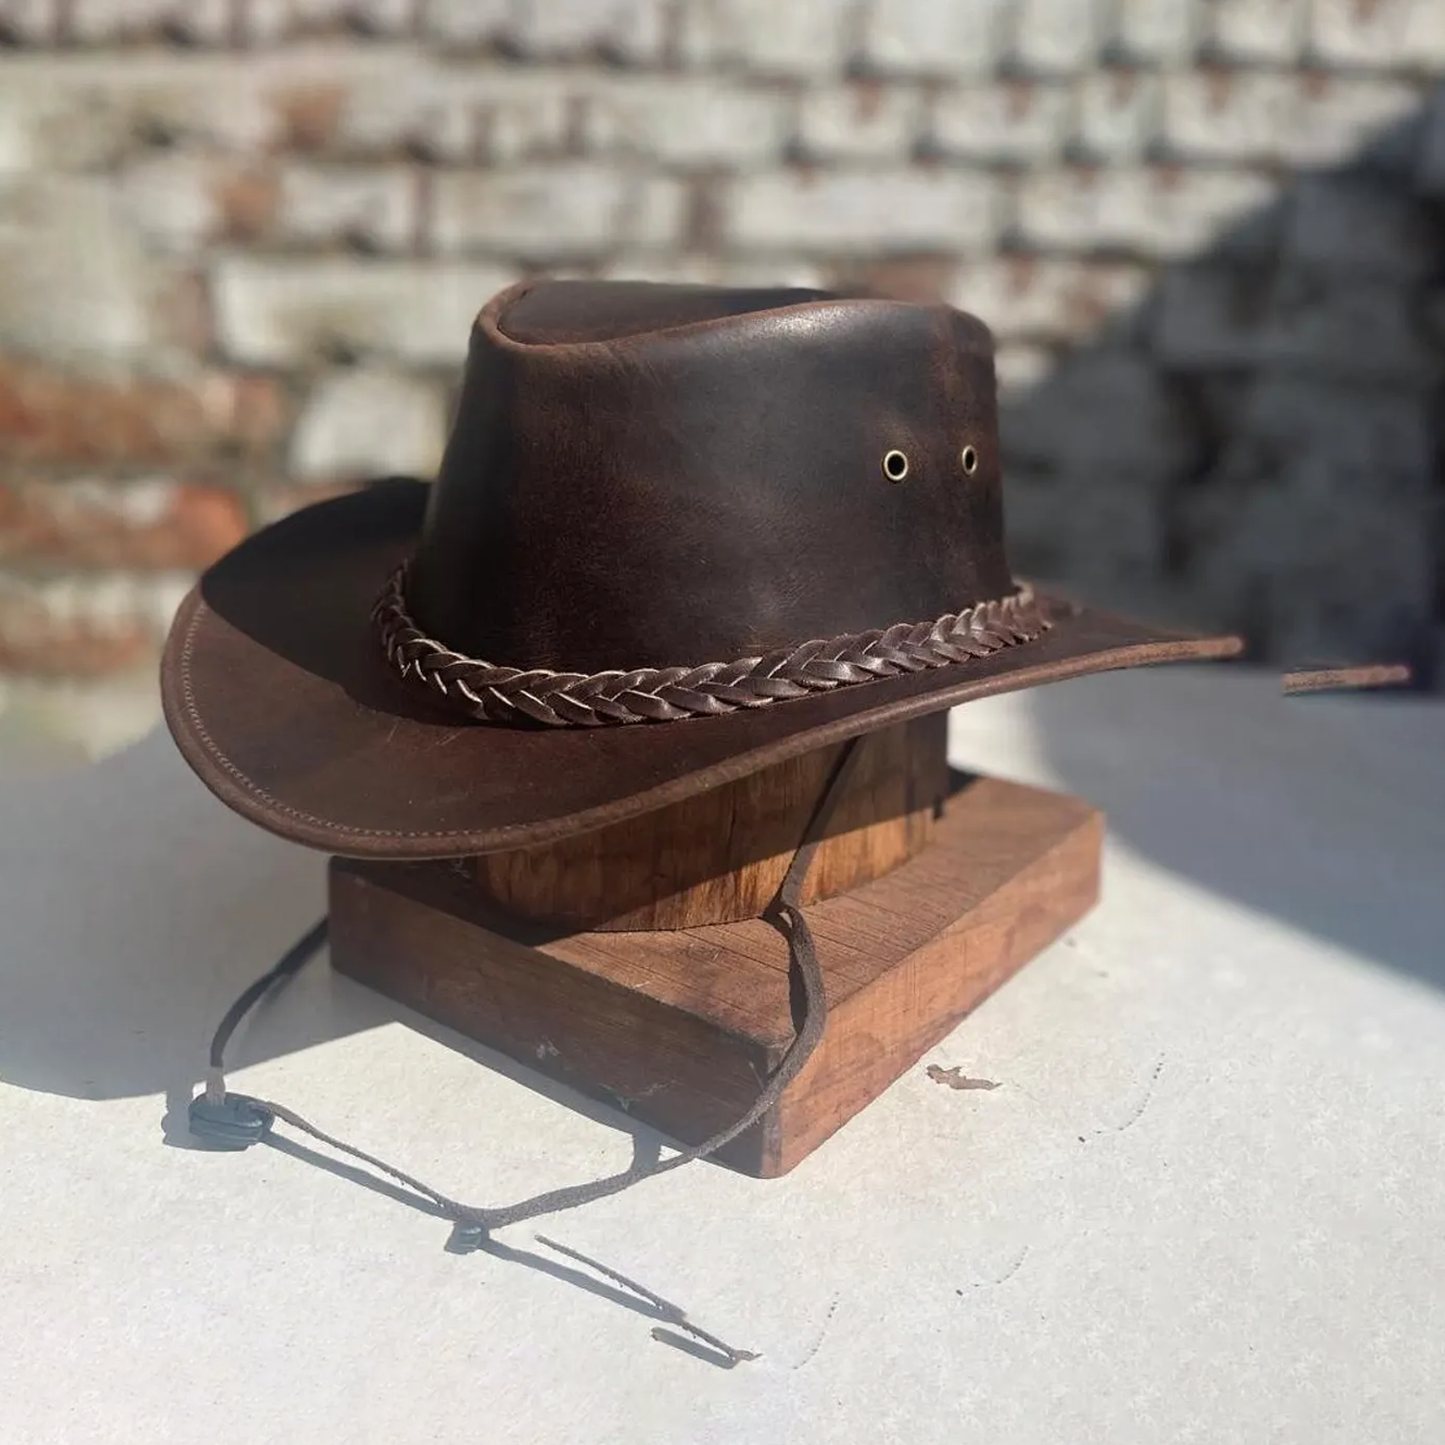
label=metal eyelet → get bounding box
[960,444,979,475]
[882,449,909,482]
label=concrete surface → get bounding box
[1,666,1442,1444]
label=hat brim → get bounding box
[161,479,1243,859]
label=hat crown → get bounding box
[409,280,1016,673]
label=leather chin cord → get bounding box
[190,737,863,1242]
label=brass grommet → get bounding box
[882,449,909,482]
[960,444,979,475]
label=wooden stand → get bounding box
[328,715,1103,1177]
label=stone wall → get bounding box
[0,0,1442,755]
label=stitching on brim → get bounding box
[181,600,471,839]
[179,594,1066,844]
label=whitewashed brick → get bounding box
[0,0,60,43]
[954,258,1065,337]
[348,0,416,35]
[278,165,417,252]
[930,82,1072,163]
[1186,379,1433,661]
[1074,69,1161,160]
[1419,85,1445,194]
[291,370,447,481]
[339,67,576,164]
[164,0,232,44]
[515,0,667,61]
[993,343,1055,397]
[432,165,630,257]
[421,0,513,43]
[995,467,1064,574]
[588,78,790,164]
[1283,76,1422,168]
[0,51,408,170]
[238,0,289,43]
[796,83,924,162]
[0,177,159,362]
[517,0,621,52]
[333,68,460,157]
[0,56,285,166]
[1153,264,1433,380]
[212,257,517,365]
[614,0,668,60]
[1110,0,1196,60]
[599,253,731,284]
[1028,471,1161,589]
[0,569,192,647]
[629,175,689,247]
[1160,70,1296,163]
[1309,0,1445,69]
[1265,274,1434,383]
[1249,377,1432,483]
[1019,466,1167,589]
[486,85,574,162]
[290,0,367,23]
[1016,166,1274,258]
[0,79,125,171]
[951,257,1150,340]
[862,0,1009,75]
[342,77,468,161]
[1002,349,1195,471]
[1151,264,1265,369]
[1209,504,1430,663]
[1426,282,1445,346]
[707,256,829,288]
[1283,176,1430,278]
[114,155,221,252]
[1008,0,1106,73]
[67,0,171,42]
[0,98,26,174]
[680,0,854,76]
[248,0,373,41]
[600,253,829,288]
[1008,169,1100,251]
[724,168,1000,252]
[1207,0,1307,63]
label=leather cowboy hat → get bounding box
[161,279,1240,859]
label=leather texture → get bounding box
[411,280,1010,673]
[162,481,1240,859]
[159,278,1243,859]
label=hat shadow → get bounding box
[0,727,682,1171]
[953,665,1445,992]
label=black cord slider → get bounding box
[188,1091,275,1150]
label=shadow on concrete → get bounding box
[951,664,1445,993]
[0,728,684,1162]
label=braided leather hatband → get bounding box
[373,563,1052,728]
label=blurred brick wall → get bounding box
[0,0,1442,755]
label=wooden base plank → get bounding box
[328,775,1103,1177]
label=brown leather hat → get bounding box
[161,279,1239,859]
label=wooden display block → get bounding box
[328,773,1103,1178]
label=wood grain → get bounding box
[330,772,1103,1177]
[473,713,949,930]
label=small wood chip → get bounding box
[926,1064,1001,1091]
